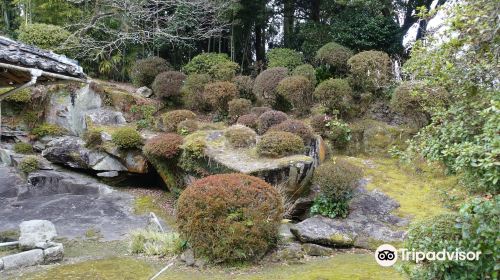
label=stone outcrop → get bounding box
[291,183,408,250]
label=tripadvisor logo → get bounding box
[374,244,482,267]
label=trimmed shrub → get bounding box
[181,74,212,110]
[177,173,283,262]
[177,119,199,135]
[257,110,288,134]
[292,64,317,86]
[130,57,171,87]
[313,159,362,198]
[18,156,40,174]
[325,119,351,147]
[17,23,72,51]
[269,119,314,144]
[228,98,252,119]
[266,48,304,71]
[143,133,183,159]
[161,110,196,132]
[315,42,354,74]
[183,53,238,81]
[311,159,362,218]
[234,75,255,101]
[152,71,186,101]
[250,106,272,116]
[203,81,238,113]
[391,81,449,128]
[225,125,257,148]
[13,142,33,154]
[31,123,64,138]
[111,127,143,149]
[257,131,305,158]
[310,114,331,136]
[130,230,183,257]
[314,78,353,117]
[276,75,314,114]
[237,114,258,130]
[347,51,392,92]
[3,88,31,103]
[253,67,288,106]
[406,214,461,253]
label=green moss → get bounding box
[134,194,176,228]
[343,156,457,221]
[111,127,143,149]
[13,142,34,154]
[25,257,154,280]
[84,227,103,240]
[31,123,65,138]
[1,88,32,103]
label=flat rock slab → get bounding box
[0,166,148,241]
[291,183,408,249]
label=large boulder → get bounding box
[42,136,126,172]
[1,249,44,270]
[18,220,57,249]
[85,108,126,127]
[291,184,408,249]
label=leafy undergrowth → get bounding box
[343,156,463,221]
[23,253,402,280]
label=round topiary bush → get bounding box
[31,123,64,138]
[315,42,354,74]
[310,114,331,136]
[177,173,283,263]
[143,133,184,159]
[224,125,257,148]
[18,156,40,174]
[181,74,212,110]
[161,110,197,132]
[314,78,354,117]
[276,75,314,114]
[391,81,449,128]
[183,53,238,81]
[228,98,252,119]
[111,127,143,149]
[257,110,288,134]
[17,23,72,51]
[266,48,304,71]
[253,67,288,106]
[292,64,317,86]
[347,51,392,92]
[203,81,238,113]
[237,114,258,129]
[269,119,314,144]
[130,57,172,87]
[313,159,363,198]
[152,71,186,102]
[257,131,305,158]
[250,106,272,116]
[234,75,255,101]
[177,119,199,135]
[13,142,33,154]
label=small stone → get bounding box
[274,243,304,262]
[19,220,57,250]
[0,258,4,270]
[43,243,64,263]
[97,171,119,178]
[2,249,44,270]
[146,212,165,233]
[279,224,295,243]
[136,87,153,98]
[180,249,195,266]
[194,258,206,268]
[302,243,334,256]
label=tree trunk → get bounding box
[283,0,294,47]
[310,0,320,22]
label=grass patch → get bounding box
[343,156,461,221]
[25,257,154,280]
[134,194,176,228]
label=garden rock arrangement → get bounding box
[291,183,408,249]
[0,164,147,240]
[0,220,64,271]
